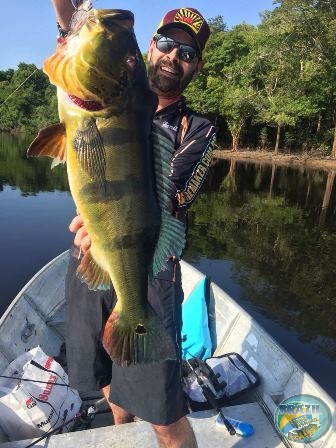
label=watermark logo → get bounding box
[274,394,332,443]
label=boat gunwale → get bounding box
[0,251,69,328]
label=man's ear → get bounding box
[192,59,205,79]
[147,39,155,62]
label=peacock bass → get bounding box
[27,9,186,366]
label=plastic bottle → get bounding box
[215,413,254,437]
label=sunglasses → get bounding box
[153,34,200,63]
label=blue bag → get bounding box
[181,276,212,359]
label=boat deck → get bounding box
[1,252,335,447]
[0,402,285,448]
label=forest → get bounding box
[1,0,336,156]
[186,159,336,354]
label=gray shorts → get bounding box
[64,248,187,425]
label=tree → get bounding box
[251,2,319,153]
[186,21,259,150]
[255,0,336,155]
[0,64,58,133]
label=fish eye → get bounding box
[126,55,138,68]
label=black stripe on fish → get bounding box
[80,179,145,203]
[99,126,138,145]
[73,118,106,191]
[107,230,153,251]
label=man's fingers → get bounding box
[69,214,84,233]
[73,226,89,247]
[81,235,91,253]
[69,214,91,253]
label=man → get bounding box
[52,2,216,447]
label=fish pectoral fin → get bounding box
[73,118,106,190]
[103,307,177,366]
[150,127,186,276]
[76,250,112,291]
[152,127,178,210]
[151,210,186,277]
[27,123,67,166]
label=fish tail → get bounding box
[102,307,177,366]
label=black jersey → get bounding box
[153,96,216,218]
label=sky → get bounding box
[1,1,276,71]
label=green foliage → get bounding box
[3,2,336,154]
[0,132,69,194]
[0,63,58,134]
[259,127,269,149]
[185,161,336,346]
[185,2,336,154]
[186,19,259,150]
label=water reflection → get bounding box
[320,171,336,228]
[0,132,70,194]
[1,134,336,398]
[185,158,336,363]
[0,133,74,316]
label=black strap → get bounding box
[57,21,69,38]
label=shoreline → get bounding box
[213,149,336,171]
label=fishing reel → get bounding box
[182,358,227,399]
[71,404,97,431]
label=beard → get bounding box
[148,58,194,98]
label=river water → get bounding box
[1,132,336,399]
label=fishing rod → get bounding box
[185,359,236,436]
[0,68,39,108]
[0,374,70,387]
[1,373,105,406]
[0,1,92,109]
[1,370,110,447]
[23,404,97,448]
[184,358,255,437]
[22,397,112,448]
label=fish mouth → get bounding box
[68,94,105,111]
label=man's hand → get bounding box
[52,0,76,31]
[69,214,91,253]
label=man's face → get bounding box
[147,27,203,98]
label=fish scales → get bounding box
[27,9,186,365]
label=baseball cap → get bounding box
[156,7,210,53]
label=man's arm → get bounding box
[171,119,216,210]
[52,0,76,32]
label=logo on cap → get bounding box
[174,8,204,34]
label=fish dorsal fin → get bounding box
[73,118,106,190]
[76,250,112,291]
[27,123,67,167]
[151,128,186,277]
